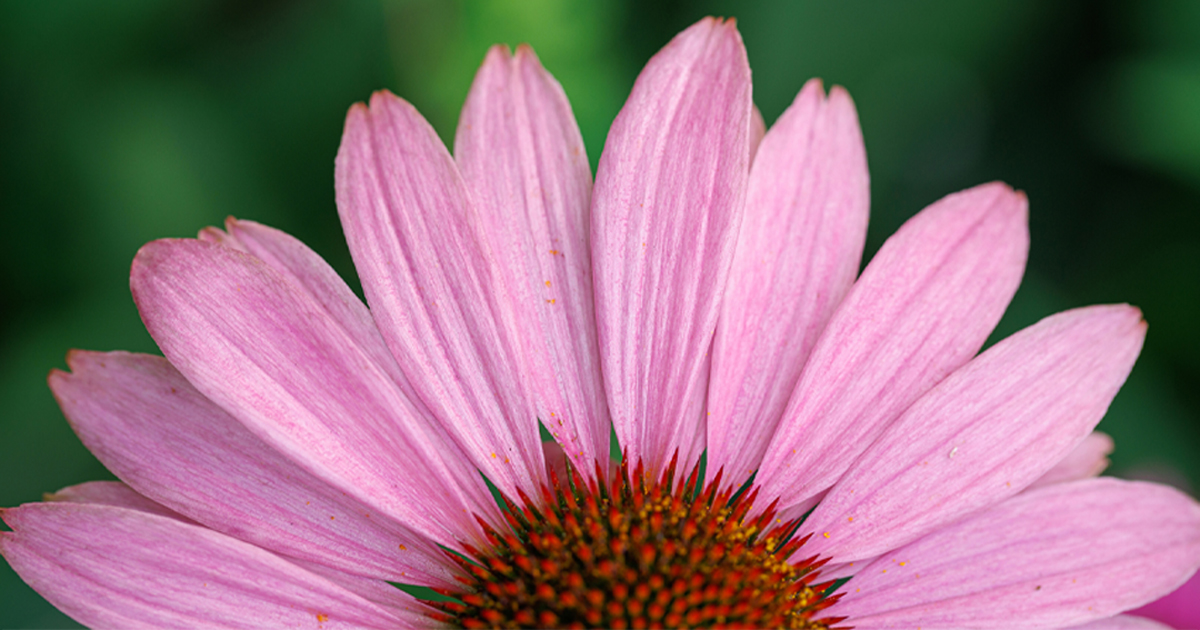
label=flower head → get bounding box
[3,16,1199,630]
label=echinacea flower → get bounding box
[3,16,1199,630]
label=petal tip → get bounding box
[1090,303,1148,334]
[802,77,826,96]
[828,84,858,109]
[47,366,69,389]
[680,15,744,48]
[197,226,225,243]
[1132,305,1148,327]
[488,42,513,58]
[345,100,370,124]
[513,43,544,69]
[63,348,89,369]
[973,181,1029,229]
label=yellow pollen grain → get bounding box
[399,544,407,550]
[546,299,556,304]
[823,532,830,538]
[847,517,854,522]
[545,280,551,287]
[490,452,497,459]
[549,249,559,255]
[899,561,907,566]
[316,613,329,623]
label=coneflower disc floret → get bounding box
[429,454,842,629]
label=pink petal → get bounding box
[46,479,434,621]
[336,91,545,496]
[453,45,610,475]
[51,350,458,587]
[1131,570,1200,630]
[591,17,751,474]
[706,79,869,485]
[1063,616,1174,630]
[757,181,1029,513]
[0,502,430,629]
[201,219,466,494]
[293,559,445,621]
[216,218,423,401]
[800,305,1146,562]
[1028,431,1116,491]
[46,480,192,522]
[131,239,497,549]
[829,478,1200,630]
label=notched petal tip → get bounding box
[954,180,1030,242]
[670,15,747,59]
[366,89,416,115]
[702,15,739,30]
[1128,304,1149,329]
[46,367,69,393]
[51,348,106,390]
[341,90,440,162]
[1084,303,1149,341]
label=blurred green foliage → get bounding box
[1,1,1198,626]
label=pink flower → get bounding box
[3,16,1199,630]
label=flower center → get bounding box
[425,455,841,629]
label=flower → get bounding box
[3,15,1199,630]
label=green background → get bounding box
[3,1,1199,627]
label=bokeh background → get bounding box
[3,0,1199,626]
